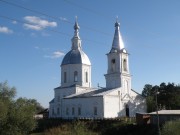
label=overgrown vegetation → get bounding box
[161,120,180,135]
[142,82,180,112]
[32,118,158,135]
[0,81,44,135]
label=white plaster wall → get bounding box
[103,95,120,118]
[61,64,91,88]
[62,97,104,118]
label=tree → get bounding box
[142,84,153,97]
[142,82,180,113]
[0,81,43,135]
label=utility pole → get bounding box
[155,88,161,135]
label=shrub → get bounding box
[161,120,180,135]
[44,121,98,135]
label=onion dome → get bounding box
[61,19,91,66]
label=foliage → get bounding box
[0,81,43,135]
[43,121,98,135]
[32,119,158,135]
[142,82,180,112]
[161,120,180,135]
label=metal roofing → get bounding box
[149,110,180,115]
[61,49,91,66]
[49,98,54,104]
[111,21,124,51]
[64,87,120,99]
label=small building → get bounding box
[136,113,150,125]
[149,110,180,125]
[35,108,49,119]
[136,110,180,125]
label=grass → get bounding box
[161,120,180,135]
[31,118,159,135]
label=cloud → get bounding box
[23,16,57,31]
[34,46,39,49]
[24,23,42,31]
[60,17,68,21]
[12,20,17,24]
[0,26,13,34]
[44,51,65,59]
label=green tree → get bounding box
[142,82,180,113]
[27,98,44,113]
[142,84,153,97]
[0,81,43,135]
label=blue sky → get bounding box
[1,0,180,107]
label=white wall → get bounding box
[62,96,104,118]
[104,95,120,118]
[61,64,91,88]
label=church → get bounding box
[49,19,147,118]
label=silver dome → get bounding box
[61,49,91,66]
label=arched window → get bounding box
[78,107,81,115]
[52,108,55,115]
[123,59,127,71]
[124,80,128,94]
[111,59,116,72]
[57,107,60,115]
[94,107,97,115]
[85,71,88,83]
[125,104,129,117]
[64,72,67,83]
[66,107,69,115]
[74,71,78,82]
[72,107,75,115]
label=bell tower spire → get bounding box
[71,16,82,50]
[105,19,131,93]
[111,17,124,52]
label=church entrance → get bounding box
[125,104,129,117]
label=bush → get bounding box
[44,121,98,135]
[161,120,180,135]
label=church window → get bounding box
[94,107,97,115]
[57,107,60,115]
[111,59,116,72]
[74,71,78,82]
[124,80,129,94]
[57,96,60,102]
[72,107,75,115]
[123,59,127,71]
[64,72,67,83]
[78,107,81,115]
[85,71,88,83]
[66,107,69,115]
[52,108,55,115]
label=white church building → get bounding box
[49,19,146,118]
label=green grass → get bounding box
[31,118,158,135]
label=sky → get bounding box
[1,0,180,108]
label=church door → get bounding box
[125,104,129,117]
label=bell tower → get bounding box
[105,20,131,94]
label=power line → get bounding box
[0,14,71,37]
[0,14,108,45]
[64,0,112,20]
[0,0,111,36]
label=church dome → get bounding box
[61,49,91,66]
